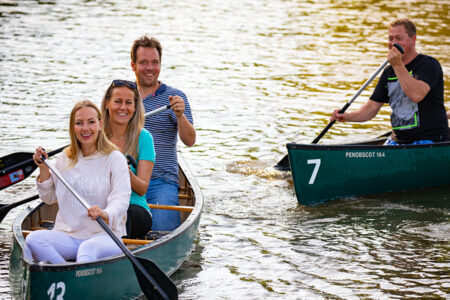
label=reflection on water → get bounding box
[1,0,449,299]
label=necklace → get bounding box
[110,135,126,141]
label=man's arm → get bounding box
[331,99,383,122]
[177,114,196,146]
[388,47,430,103]
[169,95,196,147]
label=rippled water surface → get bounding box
[1,0,449,299]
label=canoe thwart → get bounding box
[148,204,194,212]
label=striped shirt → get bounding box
[142,83,193,184]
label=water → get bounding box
[1,0,449,299]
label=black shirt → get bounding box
[371,54,448,143]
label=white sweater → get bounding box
[37,150,131,239]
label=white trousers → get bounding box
[24,230,122,264]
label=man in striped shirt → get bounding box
[131,36,196,231]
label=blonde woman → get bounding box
[102,80,155,238]
[25,100,130,263]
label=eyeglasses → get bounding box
[112,79,137,90]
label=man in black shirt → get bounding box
[331,18,449,144]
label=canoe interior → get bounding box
[20,164,196,248]
[9,155,203,300]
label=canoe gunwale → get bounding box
[287,140,450,151]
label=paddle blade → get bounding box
[274,154,290,171]
[0,205,10,223]
[134,256,178,300]
[0,146,65,191]
[0,152,36,190]
[0,194,40,223]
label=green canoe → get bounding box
[287,133,450,206]
[9,153,203,299]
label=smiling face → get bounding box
[73,106,102,156]
[106,86,136,126]
[131,46,161,89]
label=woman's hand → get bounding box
[33,146,49,167]
[33,146,50,182]
[87,205,109,223]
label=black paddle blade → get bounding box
[0,152,36,190]
[0,194,40,223]
[0,146,65,191]
[134,256,178,300]
[274,154,290,171]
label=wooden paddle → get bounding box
[274,44,404,171]
[42,158,178,300]
[0,105,171,222]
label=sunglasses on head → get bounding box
[112,79,137,90]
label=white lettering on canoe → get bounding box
[345,151,385,158]
[75,267,102,278]
[47,282,65,300]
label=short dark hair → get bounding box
[389,19,416,37]
[131,36,162,63]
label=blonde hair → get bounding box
[101,81,145,160]
[65,100,118,166]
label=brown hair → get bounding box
[389,18,416,37]
[101,82,145,160]
[131,36,162,63]
[65,100,117,166]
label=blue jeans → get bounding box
[146,178,180,231]
[384,137,434,145]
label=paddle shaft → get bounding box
[274,60,387,170]
[145,105,170,118]
[313,43,404,144]
[311,59,389,144]
[275,44,404,170]
[42,158,171,300]
[275,60,388,170]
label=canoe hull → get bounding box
[9,153,203,299]
[10,214,201,299]
[287,140,450,206]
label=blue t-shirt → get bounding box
[142,83,194,184]
[129,129,155,210]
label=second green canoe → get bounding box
[287,133,450,206]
